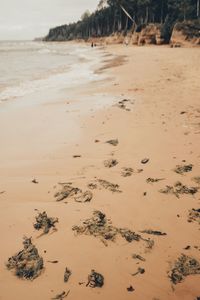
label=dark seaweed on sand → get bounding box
[169,254,200,284]
[6,237,43,280]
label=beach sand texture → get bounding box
[0,45,200,300]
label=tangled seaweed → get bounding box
[6,237,43,280]
[88,179,122,193]
[170,254,200,284]
[159,181,198,198]
[72,211,153,248]
[64,267,72,282]
[121,167,134,177]
[34,211,58,234]
[54,183,93,203]
[174,164,193,175]
[104,159,118,168]
[86,270,104,288]
[188,208,200,224]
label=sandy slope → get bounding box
[0,44,200,300]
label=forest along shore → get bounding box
[0,44,200,300]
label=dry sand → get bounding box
[0,44,200,300]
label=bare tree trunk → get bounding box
[161,0,164,24]
[145,6,149,24]
[113,11,116,32]
[125,16,128,32]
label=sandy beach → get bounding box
[0,44,200,300]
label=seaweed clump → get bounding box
[64,267,72,282]
[121,167,134,177]
[6,237,43,280]
[170,254,200,284]
[104,159,118,168]
[174,164,193,174]
[54,183,93,203]
[34,211,58,234]
[88,179,122,193]
[188,208,200,225]
[72,211,142,245]
[86,270,104,288]
[159,181,198,198]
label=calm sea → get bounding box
[0,41,102,102]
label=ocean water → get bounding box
[0,41,102,102]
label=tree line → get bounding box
[45,0,200,42]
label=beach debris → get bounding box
[73,155,81,158]
[145,239,155,249]
[97,179,121,193]
[188,208,200,224]
[54,183,93,203]
[106,139,119,146]
[143,192,147,196]
[132,267,145,276]
[121,167,134,177]
[141,158,149,164]
[74,191,93,203]
[116,99,134,111]
[184,245,191,250]
[6,237,43,280]
[88,179,122,193]
[192,177,200,185]
[132,254,146,261]
[140,229,167,236]
[86,270,104,288]
[174,164,193,175]
[87,183,98,190]
[127,285,135,292]
[32,178,39,184]
[52,290,70,300]
[169,254,200,284]
[119,228,141,242]
[0,190,5,194]
[72,210,141,245]
[146,178,165,183]
[64,268,72,283]
[33,211,58,234]
[47,260,59,264]
[72,211,117,244]
[104,159,118,168]
[159,181,198,198]
[54,183,80,201]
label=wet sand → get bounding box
[0,45,200,300]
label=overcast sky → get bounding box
[0,0,100,40]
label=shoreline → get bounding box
[0,44,200,300]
